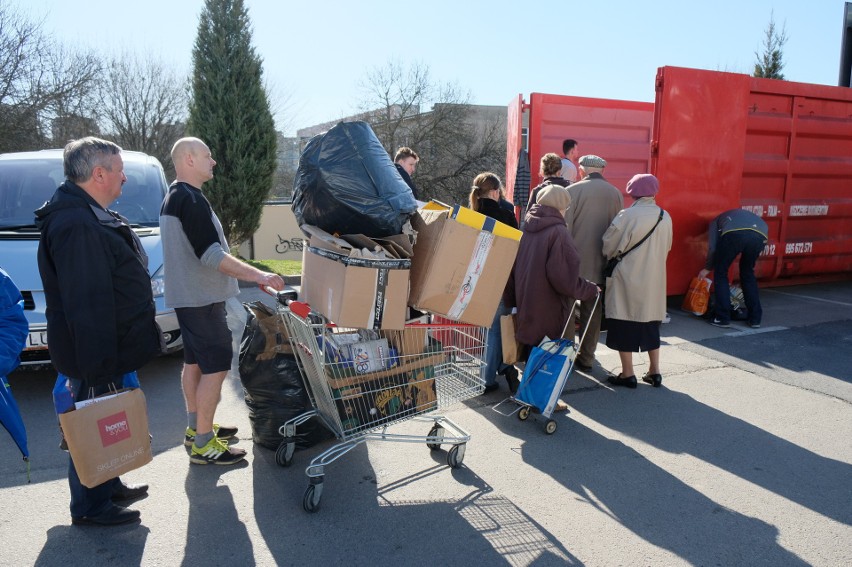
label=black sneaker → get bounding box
[504,366,520,394]
[481,383,500,395]
[190,436,247,465]
[749,322,761,329]
[709,318,731,328]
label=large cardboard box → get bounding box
[409,202,521,327]
[301,225,412,330]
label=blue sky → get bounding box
[23,0,849,135]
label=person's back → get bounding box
[566,172,623,283]
[715,209,768,238]
[159,182,239,308]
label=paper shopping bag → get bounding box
[515,338,574,415]
[500,314,521,365]
[58,388,152,488]
[681,276,712,316]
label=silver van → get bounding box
[0,149,182,366]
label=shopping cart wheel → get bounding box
[544,419,558,435]
[426,424,444,451]
[275,439,295,467]
[303,478,323,513]
[518,406,531,421]
[447,444,465,468]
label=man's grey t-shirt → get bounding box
[159,181,239,308]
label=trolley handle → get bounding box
[260,284,298,306]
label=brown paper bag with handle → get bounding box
[500,314,521,365]
[59,388,152,488]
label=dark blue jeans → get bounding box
[713,231,765,325]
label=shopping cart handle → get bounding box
[260,285,298,306]
[288,301,312,319]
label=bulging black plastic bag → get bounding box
[292,121,418,237]
[238,302,333,450]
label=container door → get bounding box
[527,93,654,201]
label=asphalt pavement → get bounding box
[1,280,850,566]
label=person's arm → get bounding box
[0,271,28,377]
[548,234,598,302]
[51,222,121,381]
[700,217,720,277]
[217,254,285,290]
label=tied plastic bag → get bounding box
[292,121,418,238]
[682,276,712,316]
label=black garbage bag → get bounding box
[292,121,418,237]
[238,302,333,450]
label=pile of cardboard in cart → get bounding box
[291,120,521,429]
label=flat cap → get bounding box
[578,155,607,168]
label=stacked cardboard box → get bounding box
[408,202,521,327]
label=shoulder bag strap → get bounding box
[614,208,664,260]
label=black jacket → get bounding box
[395,163,420,200]
[35,181,161,386]
[476,197,519,229]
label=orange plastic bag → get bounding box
[681,276,712,316]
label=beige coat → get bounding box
[602,197,673,322]
[565,173,624,284]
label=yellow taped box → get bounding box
[409,203,520,327]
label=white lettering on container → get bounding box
[784,242,814,254]
[790,205,829,217]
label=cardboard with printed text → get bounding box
[58,388,152,488]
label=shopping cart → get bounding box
[493,293,600,434]
[275,298,486,512]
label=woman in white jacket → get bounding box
[601,174,673,388]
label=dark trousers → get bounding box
[713,231,765,325]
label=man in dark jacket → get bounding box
[36,137,162,526]
[699,209,768,328]
[394,146,420,200]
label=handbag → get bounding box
[682,276,712,315]
[603,208,664,280]
[58,387,152,488]
[500,314,521,365]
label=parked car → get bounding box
[0,149,182,366]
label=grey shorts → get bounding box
[175,302,233,374]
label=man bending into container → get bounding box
[698,209,768,329]
[160,137,284,465]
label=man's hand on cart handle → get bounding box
[257,272,286,291]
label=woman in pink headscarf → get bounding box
[601,174,673,388]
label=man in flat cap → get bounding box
[564,155,623,372]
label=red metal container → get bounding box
[508,66,852,295]
[506,93,654,207]
[653,66,852,294]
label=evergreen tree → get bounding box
[754,12,788,80]
[187,0,277,246]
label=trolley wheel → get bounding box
[518,406,531,421]
[303,480,323,513]
[275,440,295,467]
[544,420,558,435]
[427,424,444,451]
[447,444,465,468]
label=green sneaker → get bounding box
[190,436,247,465]
[184,424,238,447]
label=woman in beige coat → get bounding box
[601,174,673,388]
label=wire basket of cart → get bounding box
[277,299,486,512]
